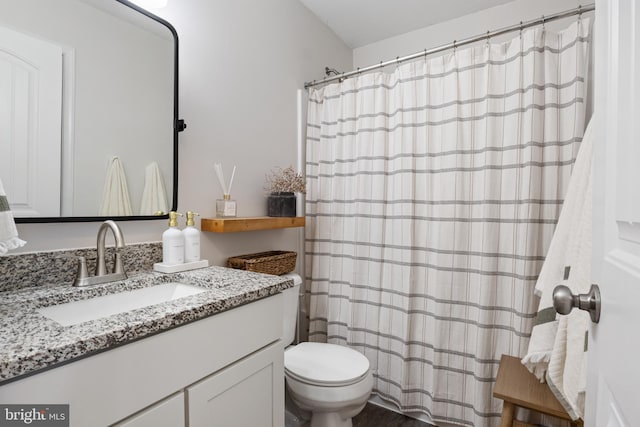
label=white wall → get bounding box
[354,0,588,69]
[14,0,351,267]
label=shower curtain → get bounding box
[305,19,590,427]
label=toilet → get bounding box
[281,273,373,427]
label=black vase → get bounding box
[267,192,296,217]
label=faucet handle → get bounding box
[55,255,89,287]
[75,256,89,282]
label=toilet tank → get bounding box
[281,273,302,346]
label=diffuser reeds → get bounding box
[214,163,236,198]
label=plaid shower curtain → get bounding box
[305,19,590,427]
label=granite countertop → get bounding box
[0,266,293,385]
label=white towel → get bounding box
[139,162,168,215]
[521,118,593,420]
[0,178,26,255]
[99,156,133,216]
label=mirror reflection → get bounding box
[0,0,176,220]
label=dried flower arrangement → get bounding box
[265,166,306,194]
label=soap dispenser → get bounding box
[183,211,201,263]
[162,211,184,265]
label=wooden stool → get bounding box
[493,355,583,427]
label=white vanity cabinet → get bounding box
[0,293,285,427]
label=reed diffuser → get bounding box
[214,163,237,217]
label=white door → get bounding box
[588,0,640,425]
[0,25,62,217]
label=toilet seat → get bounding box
[284,342,370,387]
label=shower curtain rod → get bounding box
[304,3,595,89]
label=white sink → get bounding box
[38,282,206,327]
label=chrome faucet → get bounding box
[96,220,126,277]
[74,220,127,287]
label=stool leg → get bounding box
[500,401,515,427]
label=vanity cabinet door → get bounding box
[113,391,184,427]
[187,341,284,427]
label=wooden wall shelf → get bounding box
[201,216,305,233]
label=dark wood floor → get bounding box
[353,403,434,427]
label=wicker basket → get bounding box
[226,250,297,275]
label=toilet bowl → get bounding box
[281,274,373,427]
[285,342,373,427]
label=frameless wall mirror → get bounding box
[0,0,183,223]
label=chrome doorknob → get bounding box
[552,284,601,323]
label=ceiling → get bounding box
[298,0,518,48]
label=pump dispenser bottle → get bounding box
[183,211,201,262]
[162,211,184,265]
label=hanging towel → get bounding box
[521,117,594,420]
[139,161,168,215]
[99,156,133,216]
[0,178,26,255]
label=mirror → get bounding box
[0,0,181,223]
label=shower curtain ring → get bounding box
[519,21,523,37]
[541,15,546,31]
